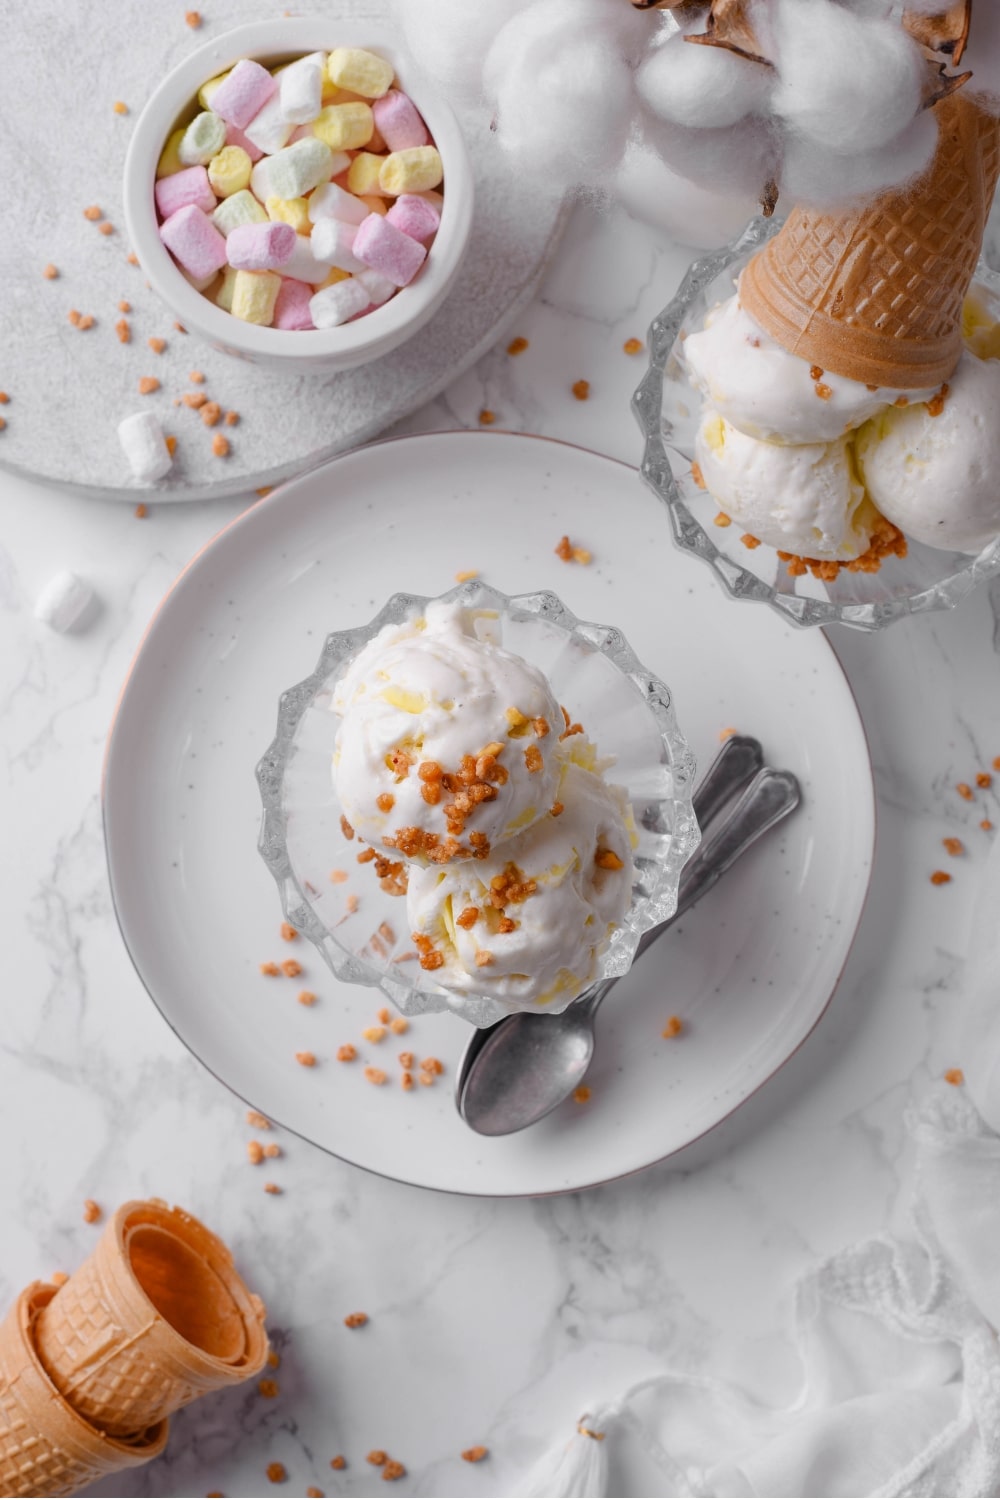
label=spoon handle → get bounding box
[690,733,764,830]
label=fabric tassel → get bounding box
[520,1413,611,1498]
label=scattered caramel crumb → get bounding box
[115,318,130,343]
[524,745,543,774]
[367,1451,388,1466]
[719,727,737,741]
[421,1058,444,1076]
[98,221,114,236]
[893,395,909,407]
[340,814,355,841]
[50,1272,69,1287]
[247,1141,264,1165]
[478,409,496,426]
[662,1015,683,1038]
[266,1463,286,1483]
[926,383,949,417]
[345,893,359,915]
[225,410,239,426]
[82,1199,101,1224]
[596,848,624,871]
[362,1026,387,1043]
[306,1490,324,1498]
[455,569,479,583]
[741,533,761,549]
[337,1044,357,1062]
[127,252,139,265]
[263,1182,282,1194]
[457,906,479,929]
[555,534,572,561]
[814,382,832,400]
[623,337,644,356]
[550,800,564,817]
[462,1447,489,1463]
[507,336,529,355]
[401,1070,414,1090]
[809,365,823,381]
[330,1457,346,1471]
[943,837,965,856]
[43,263,58,279]
[345,1313,369,1329]
[944,1068,965,1086]
[364,1066,387,1085]
[993,757,1000,772]
[298,990,317,1006]
[389,1016,409,1034]
[138,376,160,394]
[212,432,230,458]
[281,959,302,977]
[418,1070,435,1087]
[258,1379,279,1398]
[977,772,992,789]
[185,9,202,25]
[330,868,348,883]
[202,401,222,427]
[147,336,166,354]
[83,205,102,221]
[713,512,732,528]
[930,870,952,885]
[256,485,273,497]
[263,1143,281,1159]
[247,1109,271,1129]
[77,313,95,330]
[573,1085,591,1103]
[572,546,592,565]
[982,819,994,831]
[398,1050,415,1069]
[571,379,590,401]
[957,782,974,801]
[382,1461,406,1482]
[260,961,280,976]
[376,792,395,813]
[280,922,298,941]
[690,460,705,490]
[134,501,150,520]
[475,950,493,967]
[295,1051,316,1067]
[183,390,208,408]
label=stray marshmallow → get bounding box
[34,572,97,634]
[354,213,427,286]
[309,278,370,328]
[118,411,173,482]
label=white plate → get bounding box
[103,432,875,1197]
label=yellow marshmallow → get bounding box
[379,146,443,197]
[231,269,281,326]
[208,145,252,198]
[215,265,240,313]
[326,47,394,99]
[315,267,351,290]
[156,128,186,179]
[347,152,384,197]
[198,70,231,109]
[266,195,312,234]
[312,102,374,151]
[359,194,388,216]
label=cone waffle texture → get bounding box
[740,93,1000,389]
[33,1199,269,1438]
[0,1282,167,1498]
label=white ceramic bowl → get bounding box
[122,18,474,373]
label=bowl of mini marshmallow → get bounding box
[123,18,474,372]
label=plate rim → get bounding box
[102,429,877,1198]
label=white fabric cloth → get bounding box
[521,1084,1000,1498]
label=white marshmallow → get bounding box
[282,234,330,285]
[243,93,294,155]
[355,267,396,306]
[309,278,370,327]
[280,57,324,124]
[310,218,367,272]
[118,411,173,482]
[34,572,97,634]
[308,181,369,225]
[250,137,333,203]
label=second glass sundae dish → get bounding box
[257,582,698,1028]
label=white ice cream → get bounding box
[406,758,634,1013]
[332,601,562,860]
[683,292,937,446]
[695,409,874,560]
[855,350,1000,555]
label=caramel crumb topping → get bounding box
[623,338,644,356]
[943,837,965,856]
[809,365,823,381]
[977,772,992,789]
[457,906,479,929]
[595,849,624,871]
[454,569,479,582]
[690,460,706,490]
[337,1044,357,1062]
[944,1068,965,1086]
[266,1463,286,1483]
[550,800,564,817]
[533,716,550,737]
[376,792,395,812]
[475,950,494,967]
[893,395,909,407]
[295,1051,316,1067]
[83,1199,101,1224]
[778,513,907,581]
[741,533,761,550]
[345,1313,369,1328]
[926,383,949,417]
[357,846,376,864]
[957,782,974,800]
[713,512,732,528]
[662,1015,683,1038]
[524,745,543,773]
[280,922,297,941]
[930,870,952,885]
[507,336,529,355]
[498,916,516,934]
[572,379,590,401]
[462,1447,489,1463]
[364,1066,387,1085]
[814,382,832,400]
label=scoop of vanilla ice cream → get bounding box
[695,409,875,560]
[684,292,937,445]
[332,601,562,859]
[406,758,634,1013]
[855,350,1000,554]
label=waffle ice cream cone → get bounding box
[0,1282,168,1499]
[740,92,1000,389]
[32,1199,269,1438]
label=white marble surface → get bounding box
[2,200,1000,1499]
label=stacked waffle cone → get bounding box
[0,1201,268,1498]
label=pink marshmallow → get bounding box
[226,220,297,270]
[159,204,229,280]
[386,194,440,243]
[225,120,264,163]
[210,59,278,129]
[155,165,216,220]
[273,277,315,330]
[353,213,427,288]
[372,90,430,153]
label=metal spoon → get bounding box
[456,761,801,1136]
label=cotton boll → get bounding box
[616,139,760,248]
[641,110,779,202]
[636,32,773,130]
[389,0,535,104]
[780,106,938,207]
[771,0,926,154]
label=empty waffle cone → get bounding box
[0,1282,168,1499]
[32,1199,268,1438]
[740,92,1000,389]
